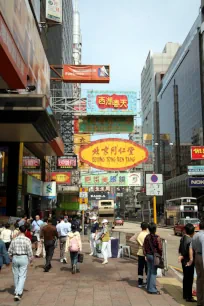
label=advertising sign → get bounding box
[63,65,110,83]
[51,172,71,184]
[46,0,62,23]
[23,158,40,169]
[0,0,50,95]
[188,165,204,175]
[42,182,56,198]
[27,175,43,196]
[79,138,148,171]
[86,91,137,115]
[81,172,142,187]
[57,156,77,169]
[28,172,41,180]
[188,177,204,187]
[88,192,109,201]
[78,116,134,133]
[191,146,204,160]
[74,134,91,170]
[89,186,111,192]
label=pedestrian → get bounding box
[18,215,27,227]
[40,218,58,272]
[89,216,99,256]
[178,223,195,302]
[0,239,10,271]
[1,223,12,250]
[100,219,110,265]
[31,215,43,258]
[143,222,162,295]
[65,224,82,274]
[12,223,20,239]
[0,223,5,239]
[72,217,81,231]
[39,217,48,258]
[130,222,149,288]
[190,220,204,306]
[56,216,71,263]
[8,225,33,301]
[25,223,32,241]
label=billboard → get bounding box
[188,177,204,187]
[81,172,142,187]
[86,91,137,115]
[42,182,56,198]
[57,156,77,169]
[191,146,204,160]
[23,158,40,169]
[51,172,71,184]
[46,0,62,23]
[78,116,134,133]
[79,138,148,171]
[63,65,110,83]
[0,0,50,95]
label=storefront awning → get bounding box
[0,94,64,156]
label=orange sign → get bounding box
[63,65,110,83]
[51,172,71,184]
[79,138,148,171]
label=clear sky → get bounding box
[79,0,200,93]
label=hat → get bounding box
[102,219,108,224]
[90,216,97,221]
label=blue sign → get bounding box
[188,166,204,175]
[86,90,137,115]
[188,177,204,187]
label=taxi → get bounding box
[174,218,200,236]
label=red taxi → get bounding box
[174,218,200,236]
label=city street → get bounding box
[113,222,181,269]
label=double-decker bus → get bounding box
[165,197,198,225]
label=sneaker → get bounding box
[89,252,93,256]
[72,264,77,274]
[63,258,67,264]
[14,295,21,301]
[102,260,108,265]
[138,285,142,288]
[60,259,64,263]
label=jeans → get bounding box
[70,252,78,266]
[101,242,109,261]
[146,254,157,293]
[44,240,55,269]
[59,237,67,260]
[138,255,148,285]
[182,261,194,299]
[12,255,29,295]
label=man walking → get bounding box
[89,216,99,256]
[190,220,204,306]
[56,216,71,263]
[130,222,148,287]
[32,215,43,258]
[8,225,33,301]
[40,218,58,272]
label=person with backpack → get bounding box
[65,224,82,274]
[178,223,195,302]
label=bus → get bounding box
[98,200,115,229]
[165,197,198,225]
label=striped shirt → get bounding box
[8,235,33,259]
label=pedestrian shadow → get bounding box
[91,258,103,263]
[161,284,197,305]
[60,267,72,272]
[0,285,28,295]
[117,277,138,287]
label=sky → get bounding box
[79,0,201,94]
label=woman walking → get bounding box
[143,222,162,294]
[100,219,110,265]
[1,223,12,250]
[65,224,82,274]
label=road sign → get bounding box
[188,177,204,187]
[146,183,163,196]
[146,174,163,184]
[79,191,88,198]
[79,204,88,211]
[188,165,204,175]
[79,198,88,204]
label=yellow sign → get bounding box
[18,143,24,185]
[79,138,148,171]
[74,134,91,170]
[79,198,88,204]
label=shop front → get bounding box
[24,174,43,218]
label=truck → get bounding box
[98,200,115,229]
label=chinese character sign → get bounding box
[86,91,137,115]
[51,172,71,184]
[191,146,204,160]
[57,156,77,169]
[81,172,141,187]
[79,138,148,171]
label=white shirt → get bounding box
[56,221,71,237]
[1,229,12,243]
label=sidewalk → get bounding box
[0,242,195,306]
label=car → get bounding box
[174,218,200,236]
[115,217,124,226]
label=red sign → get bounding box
[191,146,204,160]
[63,65,110,83]
[57,156,77,169]
[96,94,128,109]
[51,172,71,184]
[23,158,40,169]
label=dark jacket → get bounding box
[0,239,10,267]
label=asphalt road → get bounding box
[113,221,181,269]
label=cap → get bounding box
[90,216,97,221]
[102,219,108,224]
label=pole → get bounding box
[82,210,84,240]
[153,196,157,224]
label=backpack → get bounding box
[69,236,79,252]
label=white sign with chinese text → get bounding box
[46,0,62,23]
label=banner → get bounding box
[57,156,77,169]
[63,65,110,83]
[86,91,137,115]
[51,172,71,184]
[81,172,142,187]
[79,138,148,171]
[46,0,62,23]
[78,116,134,133]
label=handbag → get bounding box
[148,235,164,269]
[78,253,84,263]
